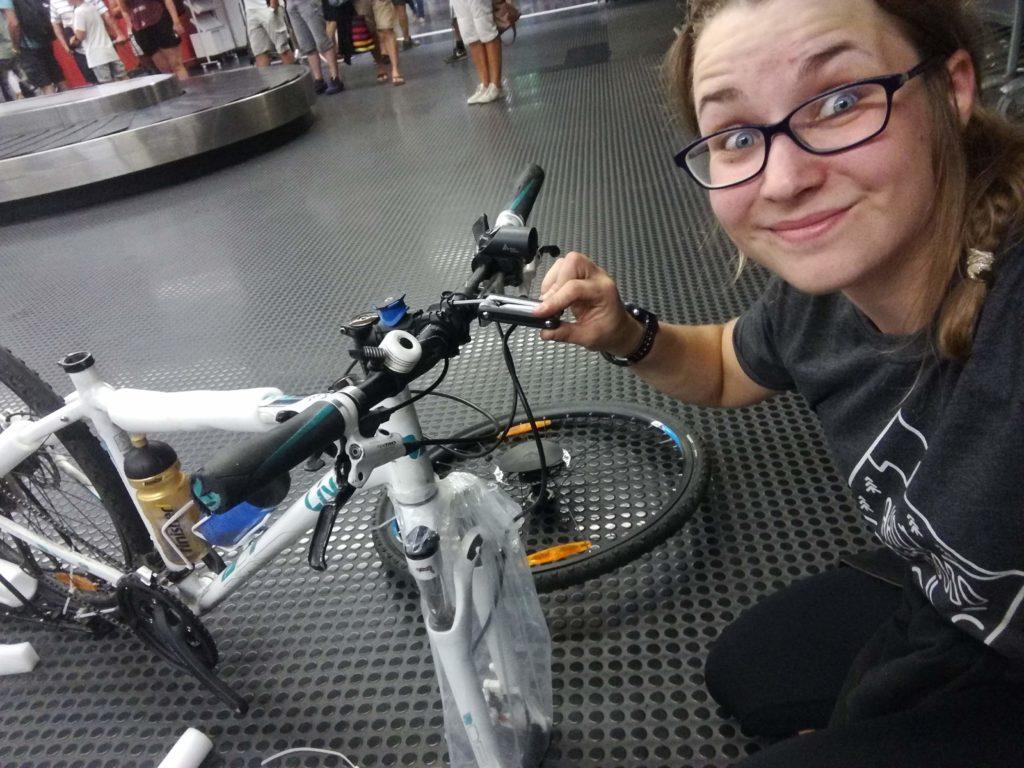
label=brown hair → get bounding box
[665,0,1024,361]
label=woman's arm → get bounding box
[162,0,184,35]
[534,251,777,408]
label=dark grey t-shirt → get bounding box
[733,248,1024,665]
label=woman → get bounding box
[451,0,502,103]
[117,0,186,79]
[535,0,1024,764]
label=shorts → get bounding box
[450,0,497,44]
[246,5,292,57]
[321,0,352,23]
[18,45,65,88]
[132,12,180,57]
[286,0,333,55]
[353,0,394,34]
[92,59,127,83]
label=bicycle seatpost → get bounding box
[494,164,545,228]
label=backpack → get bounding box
[11,0,55,43]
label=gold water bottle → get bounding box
[124,434,209,568]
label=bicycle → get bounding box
[0,165,707,767]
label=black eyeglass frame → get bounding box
[674,58,943,190]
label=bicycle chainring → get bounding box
[117,577,219,669]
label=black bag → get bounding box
[11,0,56,43]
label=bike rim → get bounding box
[0,383,127,603]
[389,405,699,577]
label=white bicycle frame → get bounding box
[0,336,545,767]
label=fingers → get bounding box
[539,251,592,300]
[539,276,606,316]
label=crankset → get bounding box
[117,576,248,715]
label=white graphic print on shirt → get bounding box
[849,410,1024,647]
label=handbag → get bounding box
[492,0,521,40]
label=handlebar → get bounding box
[502,164,545,224]
[190,164,548,517]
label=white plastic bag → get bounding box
[425,472,552,768]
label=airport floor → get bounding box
[0,1,883,765]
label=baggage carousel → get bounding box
[0,65,315,209]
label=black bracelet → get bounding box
[601,304,659,367]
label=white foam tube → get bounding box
[156,728,213,768]
[0,559,38,608]
[0,642,40,675]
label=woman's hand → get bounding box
[173,20,186,37]
[533,251,643,356]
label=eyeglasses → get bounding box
[675,59,939,190]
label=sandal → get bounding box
[376,71,389,83]
[392,74,405,86]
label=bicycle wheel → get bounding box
[372,402,708,593]
[0,346,152,609]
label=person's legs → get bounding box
[731,682,1024,768]
[154,46,188,80]
[444,17,466,63]
[704,567,902,738]
[372,0,400,81]
[464,0,500,99]
[73,49,99,84]
[393,1,413,46]
[335,1,354,63]
[483,36,501,86]
[247,9,274,67]
[467,41,486,85]
[91,63,114,84]
[19,48,58,95]
[286,0,325,84]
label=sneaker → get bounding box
[324,77,345,95]
[313,78,326,94]
[444,46,467,64]
[479,83,504,103]
[467,83,487,104]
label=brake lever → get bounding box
[308,455,356,571]
[454,295,563,330]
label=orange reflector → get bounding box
[503,419,552,439]
[527,541,592,566]
[54,572,100,592]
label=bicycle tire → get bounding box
[372,401,708,593]
[0,345,152,608]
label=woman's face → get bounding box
[692,0,946,298]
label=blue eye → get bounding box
[818,89,861,118]
[723,129,763,151]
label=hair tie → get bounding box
[966,248,995,282]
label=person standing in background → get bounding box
[390,0,415,50]
[451,0,502,103]
[68,0,125,81]
[50,0,121,83]
[243,0,295,67]
[115,0,185,78]
[284,0,344,94]
[321,0,353,65]
[12,0,64,92]
[353,0,401,85]
[405,0,423,25]
[0,0,21,99]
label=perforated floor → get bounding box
[1,2,872,765]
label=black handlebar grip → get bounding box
[191,402,346,515]
[505,164,545,223]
